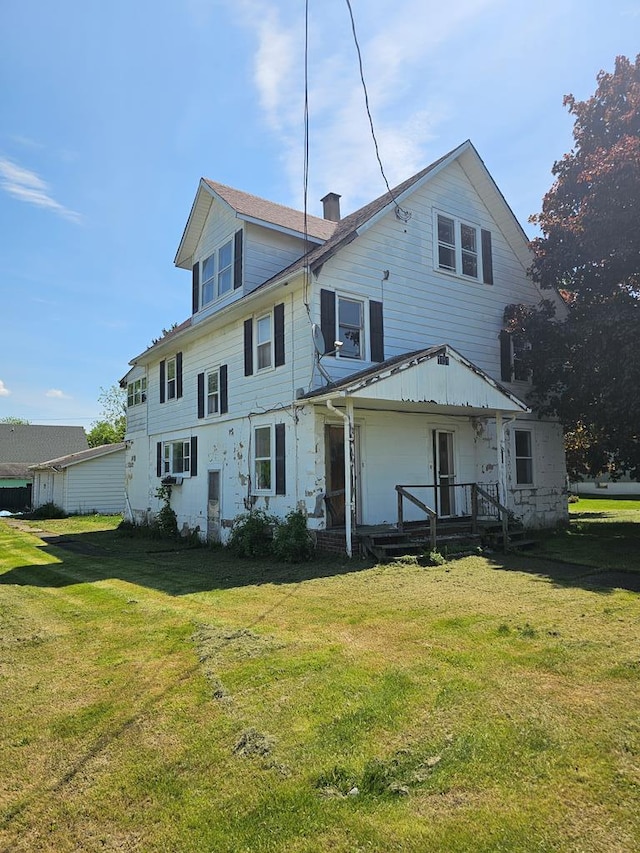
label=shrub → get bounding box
[30,502,67,519]
[153,484,178,540]
[228,510,276,558]
[272,509,315,563]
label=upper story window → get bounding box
[206,369,220,415]
[514,429,533,485]
[337,297,364,359]
[160,353,183,404]
[320,289,384,363]
[127,377,147,407]
[166,357,177,400]
[194,230,243,313]
[243,304,285,377]
[256,314,272,370]
[434,211,493,285]
[500,332,531,383]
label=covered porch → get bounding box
[301,345,529,557]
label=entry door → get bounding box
[207,470,221,543]
[435,431,456,517]
[325,425,360,528]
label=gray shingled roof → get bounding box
[29,442,126,471]
[0,424,88,479]
[204,180,337,241]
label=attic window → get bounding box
[434,211,493,285]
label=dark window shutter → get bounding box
[244,319,253,376]
[220,364,228,414]
[192,263,200,313]
[275,423,286,495]
[234,229,243,290]
[320,289,336,355]
[369,300,384,362]
[159,360,166,404]
[156,441,162,477]
[499,331,512,382]
[481,229,493,285]
[274,302,285,367]
[190,436,198,477]
[176,352,183,399]
[197,372,205,419]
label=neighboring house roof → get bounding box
[29,442,126,472]
[299,344,529,415]
[0,424,88,480]
[175,179,337,268]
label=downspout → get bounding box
[326,397,354,558]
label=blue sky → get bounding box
[0,0,637,429]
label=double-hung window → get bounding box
[256,314,272,370]
[217,240,233,296]
[163,440,191,476]
[514,430,533,485]
[435,212,492,284]
[254,426,272,492]
[127,377,147,407]
[337,297,364,359]
[206,369,220,415]
[252,424,286,495]
[201,254,216,305]
[166,357,177,400]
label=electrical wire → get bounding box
[343,0,411,221]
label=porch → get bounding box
[320,481,527,560]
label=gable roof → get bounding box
[29,442,126,471]
[175,180,337,269]
[0,424,88,479]
[257,140,532,291]
[300,344,529,415]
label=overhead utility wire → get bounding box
[343,0,411,221]
[302,0,312,312]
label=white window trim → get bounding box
[206,367,221,417]
[162,439,191,477]
[335,293,368,361]
[252,425,274,495]
[200,237,236,308]
[127,377,147,407]
[433,209,484,282]
[255,313,274,372]
[513,428,534,487]
[166,357,177,400]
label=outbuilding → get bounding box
[30,443,126,515]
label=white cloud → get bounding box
[0,156,81,223]
[0,380,10,397]
[228,0,497,213]
[45,389,71,399]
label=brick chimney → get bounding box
[321,192,341,222]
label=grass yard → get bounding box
[0,507,639,852]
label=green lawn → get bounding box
[0,511,639,852]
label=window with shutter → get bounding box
[434,211,492,284]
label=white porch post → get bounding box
[496,410,505,505]
[345,397,356,556]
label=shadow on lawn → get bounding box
[487,551,640,594]
[0,527,370,595]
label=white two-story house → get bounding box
[122,140,568,555]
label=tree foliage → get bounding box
[0,417,30,424]
[513,55,640,479]
[87,385,126,448]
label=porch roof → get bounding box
[299,345,529,416]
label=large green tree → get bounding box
[512,55,640,479]
[87,385,126,448]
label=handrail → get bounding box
[395,485,437,550]
[474,484,511,551]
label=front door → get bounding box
[207,469,221,543]
[435,431,456,517]
[325,425,360,528]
